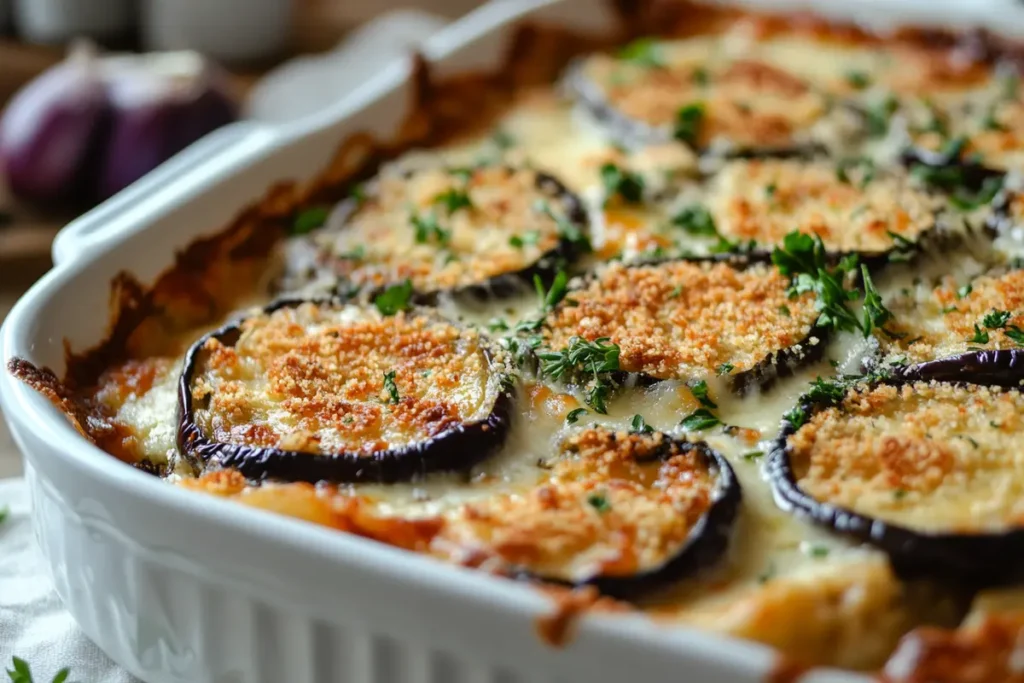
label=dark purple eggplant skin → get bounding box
[177,299,515,484]
[519,431,740,600]
[767,367,1024,586]
[892,348,1024,387]
[277,167,590,304]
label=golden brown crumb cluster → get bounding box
[313,164,571,292]
[881,270,1024,363]
[543,261,819,378]
[191,303,497,455]
[709,159,940,253]
[789,381,1024,532]
[583,49,828,149]
[432,428,718,581]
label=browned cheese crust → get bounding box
[307,165,573,292]
[789,381,1024,533]
[543,261,819,379]
[580,43,830,149]
[881,270,1024,363]
[190,303,500,455]
[707,159,941,254]
[432,428,718,581]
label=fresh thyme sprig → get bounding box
[536,336,621,414]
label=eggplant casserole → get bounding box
[16,3,1024,679]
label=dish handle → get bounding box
[51,121,272,267]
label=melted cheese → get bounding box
[790,381,1024,532]
[189,303,505,455]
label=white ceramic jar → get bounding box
[14,0,135,43]
[141,0,294,65]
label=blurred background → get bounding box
[0,0,480,478]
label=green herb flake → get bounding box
[668,284,684,299]
[680,408,721,431]
[689,380,718,409]
[673,102,705,146]
[968,324,990,344]
[487,318,509,332]
[865,95,898,137]
[957,283,974,299]
[861,265,895,337]
[600,163,645,205]
[374,280,414,316]
[410,211,451,245]
[433,188,473,214]
[692,67,710,86]
[783,405,808,431]
[807,545,830,558]
[587,493,612,513]
[983,309,1012,329]
[893,489,908,500]
[671,204,717,236]
[0,506,8,525]
[948,176,1004,212]
[835,157,875,188]
[844,70,871,90]
[491,129,516,150]
[535,270,569,312]
[618,38,665,68]
[382,370,401,404]
[741,451,763,462]
[290,206,330,236]
[509,230,541,249]
[565,407,588,425]
[1005,325,1024,345]
[630,414,654,433]
[778,304,791,317]
[535,200,591,251]
[716,362,734,376]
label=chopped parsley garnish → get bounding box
[374,280,413,316]
[6,657,69,683]
[680,408,721,431]
[535,200,591,251]
[968,324,990,344]
[948,176,1004,212]
[618,38,664,68]
[630,414,653,433]
[807,544,830,558]
[382,370,401,404]
[410,211,451,245]
[534,270,569,312]
[1006,326,1024,345]
[487,318,509,332]
[778,305,791,317]
[983,309,1012,329]
[668,285,684,299]
[509,230,541,249]
[865,94,898,137]
[771,231,863,335]
[600,163,645,205]
[350,183,367,204]
[671,204,717,236]
[716,362,734,376]
[861,265,895,336]
[844,70,871,89]
[290,206,330,236]
[835,157,875,188]
[893,489,908,500]
[0,506,7,525]
[587,493,612,513]
[433,188,473,214]
[741,451,763,461]
[537,336,621,414]
[885,230,916,263]
[673,102,705,146]
[806,376,846,404]
[957,283,974,299]
[689,380,718,409]
[337,245,365,261]
[783,405,808,430]
[566,407,588,424]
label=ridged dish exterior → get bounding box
[6,1,1020,681]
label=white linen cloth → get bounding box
[0,11,446,680]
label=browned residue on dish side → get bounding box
[766,657,811,683]
[879,613,1024,683]
[534,584,632,647]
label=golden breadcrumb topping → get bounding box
[189,303,502,455]
[311,164,575,292]
[880,270,1024,363]
[708,159,941,254]
[789,381,1024,532]
[543,261,820,379]
[431,428,719,582]
[582,47,829,149]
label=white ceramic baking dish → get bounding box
[4,1,1024,681]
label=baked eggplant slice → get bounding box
[435,426,739,598]
[178,300,514,483]
[278,164,588,300]
[539,259,824,390]
[873,268,1024,366]
[769,377,1024,584]
[565,40,832,153]
[698,158,947,262]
